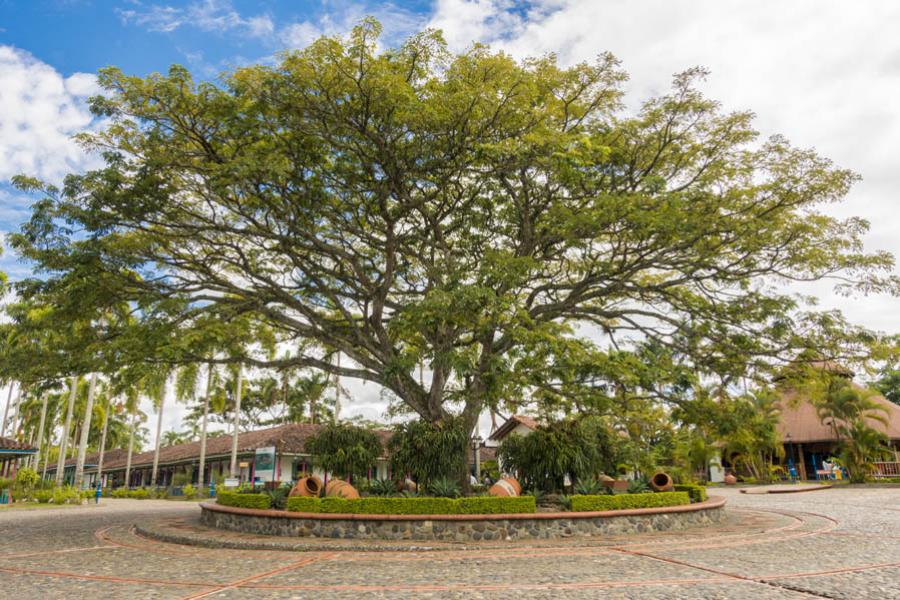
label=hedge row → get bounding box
[673,484,708,503]
[216,490,271,510]
[570,491,690,512]
[285,496,536,515]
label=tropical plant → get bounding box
[498,417,620,492]
[388,418,469,489]
[573,479,607,495]
[181,483,196,498]
[839,421,892,482]
[263,485,290,510]
[305,422,383,480]
[367,478,397,497]
[627,478,650,494]
[427,477,462,498]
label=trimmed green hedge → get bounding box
[673,484,708,503]
[285,496,536,515]
[216,490,271,510]
[570,491,689,512]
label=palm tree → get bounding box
[162,429,185,446]
[54,376,79,486]
[122,384,141,488]
[146,369,171,487]
[0,380,15,436]
[73,373,100,489]
[197,361,216,493]
[229,363,243,477]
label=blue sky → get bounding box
[2,0,900,435]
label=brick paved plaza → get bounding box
[1,487,899,599]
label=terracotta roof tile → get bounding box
[0,436,35,452]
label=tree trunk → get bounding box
[74,373,99,489]
[151,389,166,487]
[124,407,137,488]
[0,381,14,436]
[32,393,49,471]
[230,364,243,477]
[55,376,78,486]
[197,363,213,493]
[96,397,110,487]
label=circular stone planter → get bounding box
[199,496,726,542]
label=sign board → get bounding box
[254,446,276,483]
[224,477,240,488]
[239,461,249,468]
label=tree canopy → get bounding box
[8,19,897,434]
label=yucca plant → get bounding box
[627,478,650,494]
[573,479,606,495]
[368,478,397,497]
[427,477,461,498]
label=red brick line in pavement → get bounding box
[180,554,332,600]
[608,547,830,599]
[762,560,900,581]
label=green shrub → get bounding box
[111,487,129,498]
[573,479,606,495]
[182,483,196,498]
[388,418,469,489]
[367,478,396,497]
[285,496,321,513]
[216,490,271,509]
[427,477,461,498]
[34,490,53,503]
[304,422,383,480]
[263,485,290,510]
[128,488,150,499]
[0,477,11,491]
[51,486,82,505]
[673,484,708,503]
[570,491,689,512]
[285,495,536,515]
[627,478,650,494]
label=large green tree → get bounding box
[9,20,897,435]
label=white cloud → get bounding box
[0,46,101,183]
[427,0,900,335]
[118,0,274,38]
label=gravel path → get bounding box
[1,488,899,598]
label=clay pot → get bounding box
[396,478,418,493]
[488,476,521,497]
[325,479,360,499]
[650,472,674,492]
[289,476,322,498]
[724,473,737,486]
[602,479,629,493]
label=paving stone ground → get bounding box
[1,487,899,599]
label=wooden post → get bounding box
[797,444,806,480]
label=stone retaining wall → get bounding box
[199,497,726,542]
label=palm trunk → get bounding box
[124,407,137,487]
[96,398,110,486]
[151,391,166,487]
[8,386,22,440]
[1,381,14,436]
[197,363,213,493]
[230,364,243,477]
[55,376,78,486]
[74,373,99,489]
[32,393,49,471]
